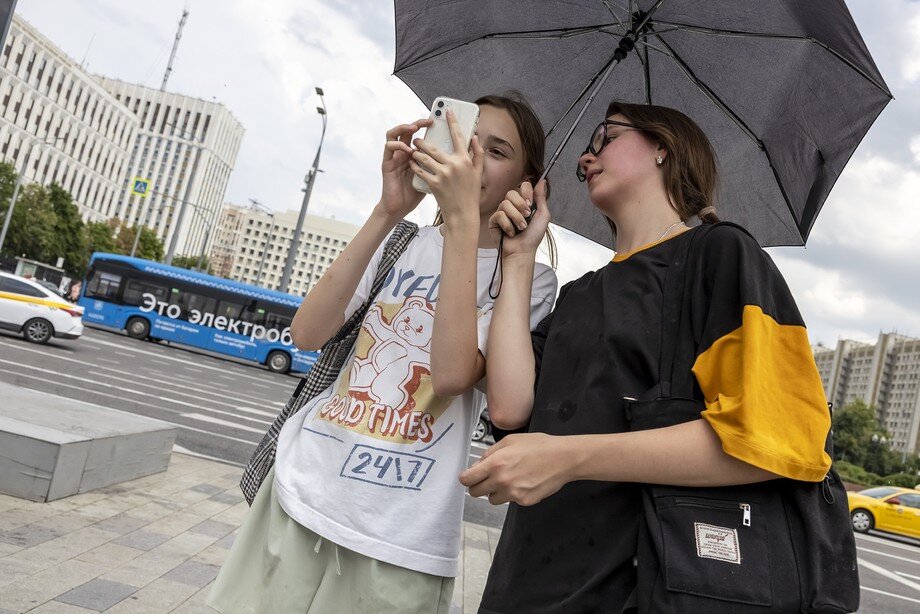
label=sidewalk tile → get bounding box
[188,520,235,540]
[56,578,139,611]
[190,544,230,568]
[213,532,235,550]
[5,527,120,572]
[0,559,106,612]
[75,543,145,568]
[111,530,171,551]
[162,560,221,588]
[25,603,97,613]
[0,541,21,557]
[208,493,242,506]
[101,578,197,613]
[93,514,149,536]
[0,556,44,588]
[0,524,65,548]
[189,484,223,496]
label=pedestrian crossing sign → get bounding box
[132,177,151,197]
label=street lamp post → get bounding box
[279,87,326,294]
[164,126,205,265]
[250,199,276,287]
[0,135,66,254]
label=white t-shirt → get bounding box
[274,225,557,577]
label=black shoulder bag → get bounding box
[624,223,859,613]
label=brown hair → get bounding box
[602,101,719,237]
[433,92,557,268]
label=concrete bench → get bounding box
[0,381,177,501]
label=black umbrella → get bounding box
[394,0,891,248]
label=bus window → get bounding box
[265,310,293,331]
[244,302,267,326]
[172,290,217,321]
[217,300,244,320]
[185,293,217,318]
[85,271,122,301]
[123,278,169,306]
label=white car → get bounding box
[0,271,84,343]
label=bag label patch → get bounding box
[694,522,741,564]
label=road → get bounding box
[0,325,507,529]
[2,327,919,610]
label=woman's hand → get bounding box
[376,119,433,221]
[489,179,551,258]
[409,110,484,226]
[459,433,573,506]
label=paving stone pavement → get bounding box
[0,454,499,613]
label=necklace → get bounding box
[655,220,685,242]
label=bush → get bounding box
[835,461,880,487]
[879,472,919,488]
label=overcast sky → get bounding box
[16,0,920,346]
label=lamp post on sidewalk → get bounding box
[164,125,205,266]
[0,135,66,254]
[279,87,326,294]
[248,199,276,287]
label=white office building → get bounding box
[210,202,359,296]
[96,77,244,261]
[814,333,920,459]
[0,15,139,221]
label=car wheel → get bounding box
[851,509,874,533]
[472,417,489,442]
[23,318,53,344]
[267,350,291,374]
[125,317,150,339]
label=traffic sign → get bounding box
[131,177,151,197]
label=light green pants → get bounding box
[207,467,454,614]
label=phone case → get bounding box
[412,97,481,194]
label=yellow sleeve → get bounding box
[692,305,831,482]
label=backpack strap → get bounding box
[658,222,756,400]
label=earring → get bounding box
[656,155,664,166]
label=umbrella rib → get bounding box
[654,35,801,241]
[546,55,618,139]
[639,38,651,104]
[650,21,891,97]
[653,35,763,148]
[600,0,629,20]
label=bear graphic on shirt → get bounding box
[348,297,433,412]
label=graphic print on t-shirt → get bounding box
[314,295,453,447]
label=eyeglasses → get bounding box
[576,120,637,182]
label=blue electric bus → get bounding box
[78,253,318,374]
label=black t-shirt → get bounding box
[479,225,831,614]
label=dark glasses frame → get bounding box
[576,120,637,182]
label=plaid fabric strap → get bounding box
[239,220,419,505]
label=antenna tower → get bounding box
[160,8,189,91]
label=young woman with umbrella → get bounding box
[462,102,834,613]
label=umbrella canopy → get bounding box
[394,0,891,248]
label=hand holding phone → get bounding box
[411,97,480,194]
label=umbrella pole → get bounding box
[539,0,666,182]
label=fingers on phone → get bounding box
[491,211,518,237]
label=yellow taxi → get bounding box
[848,486,920,539]
[0,271,84,344]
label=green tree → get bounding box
[83,220,117,260]
[832,400,905,475]
[135,227,165,261]
[47,183,86,276]
[0,184,57,262]
[0,161,17,219]
[171,254,211,273]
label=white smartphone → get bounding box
[411,96,481,194]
